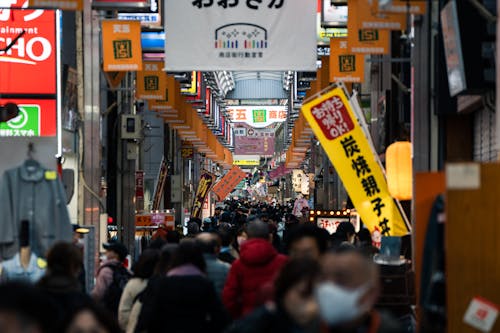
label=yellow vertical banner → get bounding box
[102,20,142,72]
[347,2,390,54]
[136,62,167,100]
[301,86,410,236]
[330,38,365,83]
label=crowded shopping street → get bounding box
[0,0,499,332]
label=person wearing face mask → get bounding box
[315,249,401,333]
[225,258,321,333]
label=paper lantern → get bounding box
[386,141,413,200]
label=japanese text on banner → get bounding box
[301,86,410,236]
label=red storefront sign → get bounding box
[0,98,56,137]
[0,7,57,95]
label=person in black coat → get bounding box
[142,239,229,333]
[37,242,95,331]
[225,258,322,333]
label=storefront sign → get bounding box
[192,171,216,219]
[135,170,144,212]
[29,0,82,10]
[233,159,260,166]
[136,61,166,100]
[102,20,142,72]
[301,86,410,236]
[136,212,175,229]
[330,38,365,83]
[93,0,148,9]
[234,124,275,156]
[212,166,246,200]
[181,147,194,159]
[347,3,390,54]
[352,0,407,31]
[378,0,426,15]
[321,0,347,27]
[0,8,57,95]
[227,106,287,128]
[117,0,161,28]
[0,99,56,137]
[317,217,349,234]
[164,0,316,71]
[463,297,499,333]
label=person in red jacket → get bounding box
[222,219,288,319]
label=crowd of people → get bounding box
[0,200,405,333]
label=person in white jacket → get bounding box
[118,249,159,330]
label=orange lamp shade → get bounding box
[386,141,413,200]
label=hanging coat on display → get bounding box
[0,160,72,260]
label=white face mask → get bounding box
[315,281,369,326]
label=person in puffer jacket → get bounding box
[222,220,288,319]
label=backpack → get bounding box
[101,263,132,315]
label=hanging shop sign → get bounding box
[0,99,56,137]
[181,71,198,95]
[321,0,347,27]
[136,61,166,100]
[226,106,287,128]
[164,0,316,71]
[92,0,148,9]
[212,166,247,200]
[347,4,390,55]
[191,171,216,219]
[102,20,142,72]
[117,0,161,28]
[0,8,57,95]
[330,38,365,83]
[351,0,407,31]
[292,170,306,193]
[233,155,260,166]
[29,0,82,10]
[135,170,144,212]
[377,0,427,15]
[301,86,410,236]
[234,124,275,156]
[135,211,175,229]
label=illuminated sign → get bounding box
[227,106,287,128]
[0,7,57,95]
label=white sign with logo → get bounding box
[164,0,316,71]
[463,297,499,332]
[227,106,287,128]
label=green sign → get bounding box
[0,105,40,137]
[252,109,267,123]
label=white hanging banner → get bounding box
[164,0,317,71]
